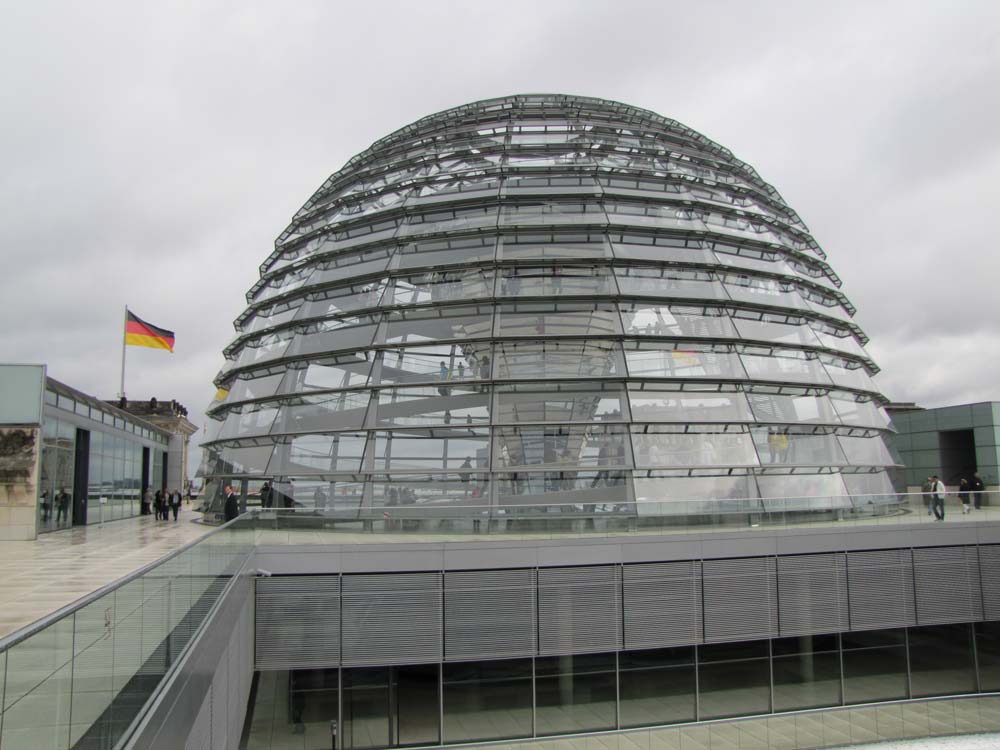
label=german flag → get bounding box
[125,310,175,352]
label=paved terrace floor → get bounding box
[0,505,212,638]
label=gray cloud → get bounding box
[2,0,998,477]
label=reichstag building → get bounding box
[201,93,896,522]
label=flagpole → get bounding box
[120,305,128,399]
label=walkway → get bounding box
[0,506,213,638]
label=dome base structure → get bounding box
[199,94,900,525]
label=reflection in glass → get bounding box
[739,348,832,385]
[376,386,490,427]
[842,629,908,704]
[494,426,631,470]
[772,635,842,711]
[498,266,617,297]
[270,391,371,434]
[374,473,490,510]
[374,429,490,471]
[619,647,696,727]
[975,621,1000,691]
[383,305,493,345]
[495,341,624,379]
[496,471,627,505]
[389,269,493,306]
[377,345,489,385]
[621,303,737,339]
[496,382,628,424]
[750,427,847,466]
[632,473,759,516]
[631,426,758,468]
[908,624,976,697]
[625,343,746,380]
[500,234,611,261]
[495,302,622,338]
[280,353,373,392]
[535,653,616,735]
[270,433,368,475]
[615,266,724,298]
[698,640,771,719]
[442,660,533,743]
[628,384,753,423]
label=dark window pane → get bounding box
[619,648,696,728]
[343,667,390,750]
[698,652,770,719]
[976,621,1000,691]
[442,660,533,743]
[395,664,440,746]
[909,624,976,697]
[842,628,907,704]
[535,654,616,735]
[773,651,841,711]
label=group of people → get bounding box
[922,473,986,520]
[141,486,183,521]
[39,488,71,526]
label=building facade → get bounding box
[201,94,897,523]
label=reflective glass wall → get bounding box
[246,622,998,748]
[204,95,897,522]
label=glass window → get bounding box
[494,426,631,470]
[739,348,832,385]
[285,314,381,357]
[225,372,285,404]
[241,303,300,335]
[830,395,891,429]
[442,660,533,743]
[401,203,498,235]
[722,273,810,310]
[235,331,293,368]
[842,628,908,704]
[217,405,278,440]
[619,647,696,728]
[820,356,876,393]
[496,382,629,424]
[750,427,847,466]
[625,342,746,380]
[374,473,489,511]
[495,302,622,338]
[611,234,713,264]
[732,312,823,348]
[280,353,374,392]
[376,386,490,427]
[307,245,394,286]
[755,473,850,512]
[838,435,895,466]
[377,345,489,385]
[697,640,771,719]
[294,279,389,319]
[535,653,616,736]
[269,433,367,474]
[909,624,976,697]
[604,200,703,231]
[269,391,370,434]
[494,341,624,380]
[212,444,274,476]
[812,327,869,359]
[631,426,758,468]
[389,269,494,306]
[772,635,843,712]
[497,266,617,297]
[633,474,759,516]
[747,390,841,424]
[383,304,493,345]
[621,304,737,339]
[500,200,607,229]
[496,470,628,507]
[374,429,490,471]
[614,266,725,299]
[394,236,497,269]
[974,621,1000,691]
[342,667,391,750]
[500,233,611,261]
[628,384,753,423]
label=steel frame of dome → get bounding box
[201,94,898,521]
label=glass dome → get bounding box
[200,94,897,523]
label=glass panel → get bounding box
[374,474,489,511]
[821,357,877,392]
[395,665,440,746]
[732,312,823,348]
[756,474,850,511]
[747,390,841,424]
[614,266,725,299]
[307,246,393,286]
[633,474,759,516]
[751,427,847,466]
[400,204,498,236]
[284,669,340,744]
[374,429,490,471]
[494,426,631,470]
[535,653,616,735]
[909,624,976,697]
[377,345,489,385]
[497,266,617,297]
[281,353,374,392]
[376,386,490,427]
[721,273,810,310]
[619,647,696,728]
[842,629,908,704]
[838,435,895,466]
[830,395,891,429]
[269,391,371,434]
[842,471,895,500]
[213,444,273,476]
[388,269,494,306]
[285,315,380,357]
[501,233,611,261]
[217,404,278,440]
[772,634,842,711]
[2,617,74,749]
[496,382,629,424]
[621,304,737,339]
[383,304,493,345]
[394,236,497,269]
[975,621,1000,691]
[812,327,869,359]
[342,667,390,750]
[225,372,286,404]
[499,201,607,228]
[697,640,771,719]
[294,279,389,319]
[739,349,832,385]
[631,426,759,468]
[628,385,753,423]
[234,332,292,368]
[495,302,622,338]
[495,341,624,379]
[604,200,704,231]
[442,660,533,743]
[496,471,628,507]
[270,433,367,474]
[624,343,746,379]
[241,303,300,335]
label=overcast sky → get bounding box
[2,1,998,475]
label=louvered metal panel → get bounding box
[847,549,916,630]
[538,565,621,655]
[255,575,340,669]
[703,557,778,643]
[913,546,983,625]
[342,572,442,666]
[445,568,536,661]
[981,545,1000,621]
[622,561,702,649]
[777,552,849,636]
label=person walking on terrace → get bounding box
[223,485,239,522]
[930,475,947,521]
[921,476,934,516]
[169,488,182,521]
[959,478,972,514]
[55,488,70,526]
